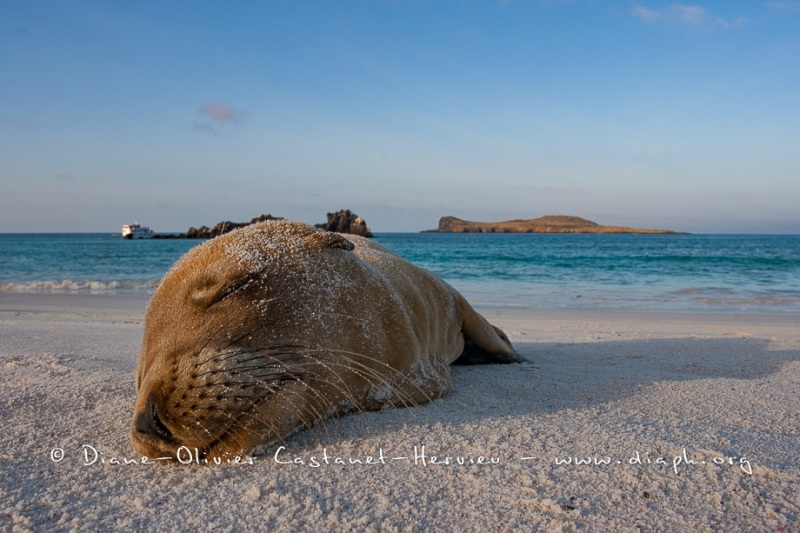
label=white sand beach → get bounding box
[1,293,798,531]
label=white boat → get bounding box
[122,223,154,239]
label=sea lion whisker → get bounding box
[285,360,370,416]
[253,356,396,441]
[293,347,437,408]
[180,351,425,456]
[241,347,433,416]
[192,355,307,380]
[322,361,424,412]
[223,353,299,368]
[196,344,307,370]
[286,355,419,416]
[194,348,246,368]
[277,361,427,442]
[204,407,278,458]
[220,381,333,452]
[193,367,297,381]
[284,363,392,449]
[194,378,311,456]
[222,347,318,368]
[193,332,297,367]
[194,339,260,367]
[280,388,336,445]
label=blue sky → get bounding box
[2,1,799,233]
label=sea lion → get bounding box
[131,220,522,460]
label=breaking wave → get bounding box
[0,280,157,293]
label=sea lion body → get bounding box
[131,221,520,459]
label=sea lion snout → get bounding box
[133,395,175,444]
[131,393,182,459]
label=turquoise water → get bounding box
[1,233,799,314]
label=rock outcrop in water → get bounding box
[314,209,373,238]
[152,214,283,239]
[151,211,373,239]
[424,215,682,234]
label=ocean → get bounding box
[1,232,799,315]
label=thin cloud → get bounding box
[716,15,748,29]
[192,121,219,135]
[0,117,33,130]
[632,3,709,25]
[672,4,708,25]
[765,1,800,12]
[632,3,746,29]
[199,102,247,124]
[632,4,660,22]
[194,102,248,134]
[511,184,590,196]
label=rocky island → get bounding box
[151,209,373,239]
[425,215,682,234]
[314,209,373,238]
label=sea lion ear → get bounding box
[305,231,355,251]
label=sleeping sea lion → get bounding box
[131,220,522,460]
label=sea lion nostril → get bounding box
[136,396,175,443]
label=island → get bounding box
[424,215,683,234]
[150,209,373,239]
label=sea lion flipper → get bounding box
[453,294,523,365]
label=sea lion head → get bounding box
[130,220,361,460]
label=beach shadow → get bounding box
[279,336,800,449]
[449,336,800,417]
